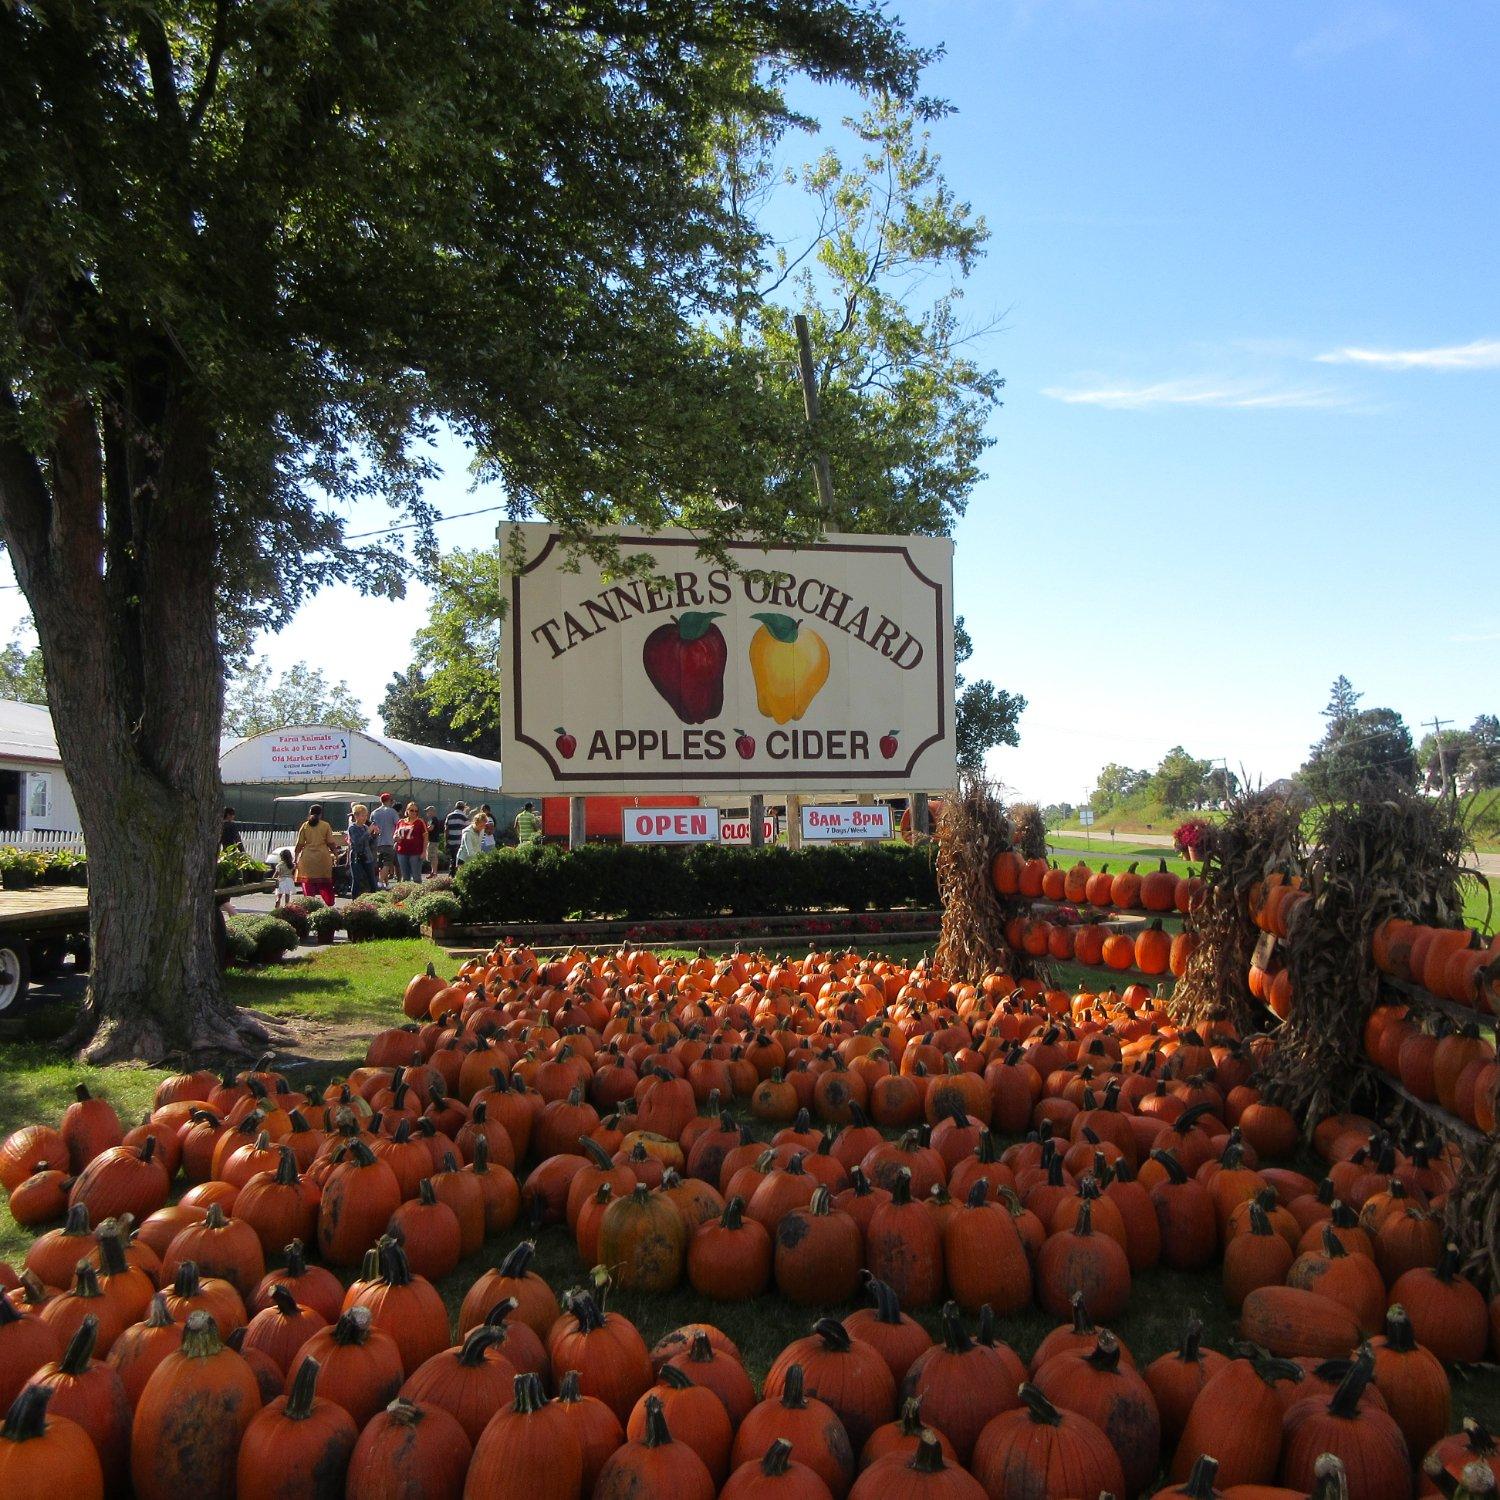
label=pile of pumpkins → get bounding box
[0,944,1496,1500]
[1246,881,1499,1026]
[990,854,1204,979]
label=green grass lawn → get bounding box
[1,937,1496,1436]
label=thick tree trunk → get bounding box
[0,377,276,1064]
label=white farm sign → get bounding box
[500,525,955,794]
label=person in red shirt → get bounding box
[394,800,429,882]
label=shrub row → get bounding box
[453,841,939,924]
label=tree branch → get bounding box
[186,0,230,133]
[138,13,185,132]
[0,389,55,574]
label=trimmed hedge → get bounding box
[225,913,300,966]
[454,841,938,924]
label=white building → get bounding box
[0,699,80,833]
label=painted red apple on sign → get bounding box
[554,727,577,759]
[880,729,899,759]
[642,612,728,724]
[734,729,755,759]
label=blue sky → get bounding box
[2,0,1495,803]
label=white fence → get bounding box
[0,829,86,853]
[0,828,281,864]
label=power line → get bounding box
[0,502,508,588]
[345,504,504,541]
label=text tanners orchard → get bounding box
[527,567,926,670]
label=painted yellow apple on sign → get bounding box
[747,612,830,723]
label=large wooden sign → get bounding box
[500,525,956,794]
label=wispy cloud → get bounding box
[1450,629,1500,645]
[1294,6,1415,64]
[1040,376,1356,411]
[1316,338,1500,372]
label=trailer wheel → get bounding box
[0,943,31,1012]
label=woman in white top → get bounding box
[456,812,488,867]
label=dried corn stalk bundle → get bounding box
[935,771,1023,983]
[1267,787,1475,1127]
[1010,801,1048,861]
[1445,1112,1500,1296]
[1170,786,1304,1033]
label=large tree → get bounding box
[0,1,923,1062]
[379,665,502,761]
[1301,679,1418,800]
[224,660,366,740]
[709,93,1003,534]
[954,616,1025,772]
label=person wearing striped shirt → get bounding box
[444,801,469,864]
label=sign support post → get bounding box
[912,792,930,839]
[569,796,587,850]
[786,312,836,853]
[748,793,765,848]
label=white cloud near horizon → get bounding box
[1040,376,1356,411]
[1315,338,1500,371]
[1450,629,1500,645]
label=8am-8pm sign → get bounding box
[500,525,956,793]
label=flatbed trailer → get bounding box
[0,880,272,1010]
[0,886,90,1009]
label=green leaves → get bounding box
[750,611,801,643]
[675,611,724,642]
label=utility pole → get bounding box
[785,314,839,849]
[1426,717,1455,796]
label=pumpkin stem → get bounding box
[640,1393,673,1448]
[94,1219,131,1276]
[1183,1455,1221,1500]
[910,1432,948,1474]
[1178,1317,1204,1362]
[61,1201,92,1236]
[458,1325,507,1366]
[1150,1148,1189,1184]
[1435,1242,1462,1283]
[1085,1331,1122,1372]
[658,1365,694,1391]
[180,1308,224,1359]
[271,1284,302,1318]
[1018,1383,1063,1426]
[780,1364,808,1408]
[1068,1290,1093,1335]
[59,1314,99,1373]
[70,1261,103,1298]
[760,1438,794,1477]
[939,1302,972,1355]
[1312,1455,1351,1500]
[331,1307,373,1346]
[284,1355,321,1420]
[0,1384,56,1442]
[510,1371,547,1415]
[1327,1350,1375,1419]
[890,1168,913,1206]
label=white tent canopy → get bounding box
[220,725,501,792]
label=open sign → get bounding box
[621,808,722,844]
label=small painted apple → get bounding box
[554,726,577,759]
[734,728,756,759]
[879,729,899,759]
